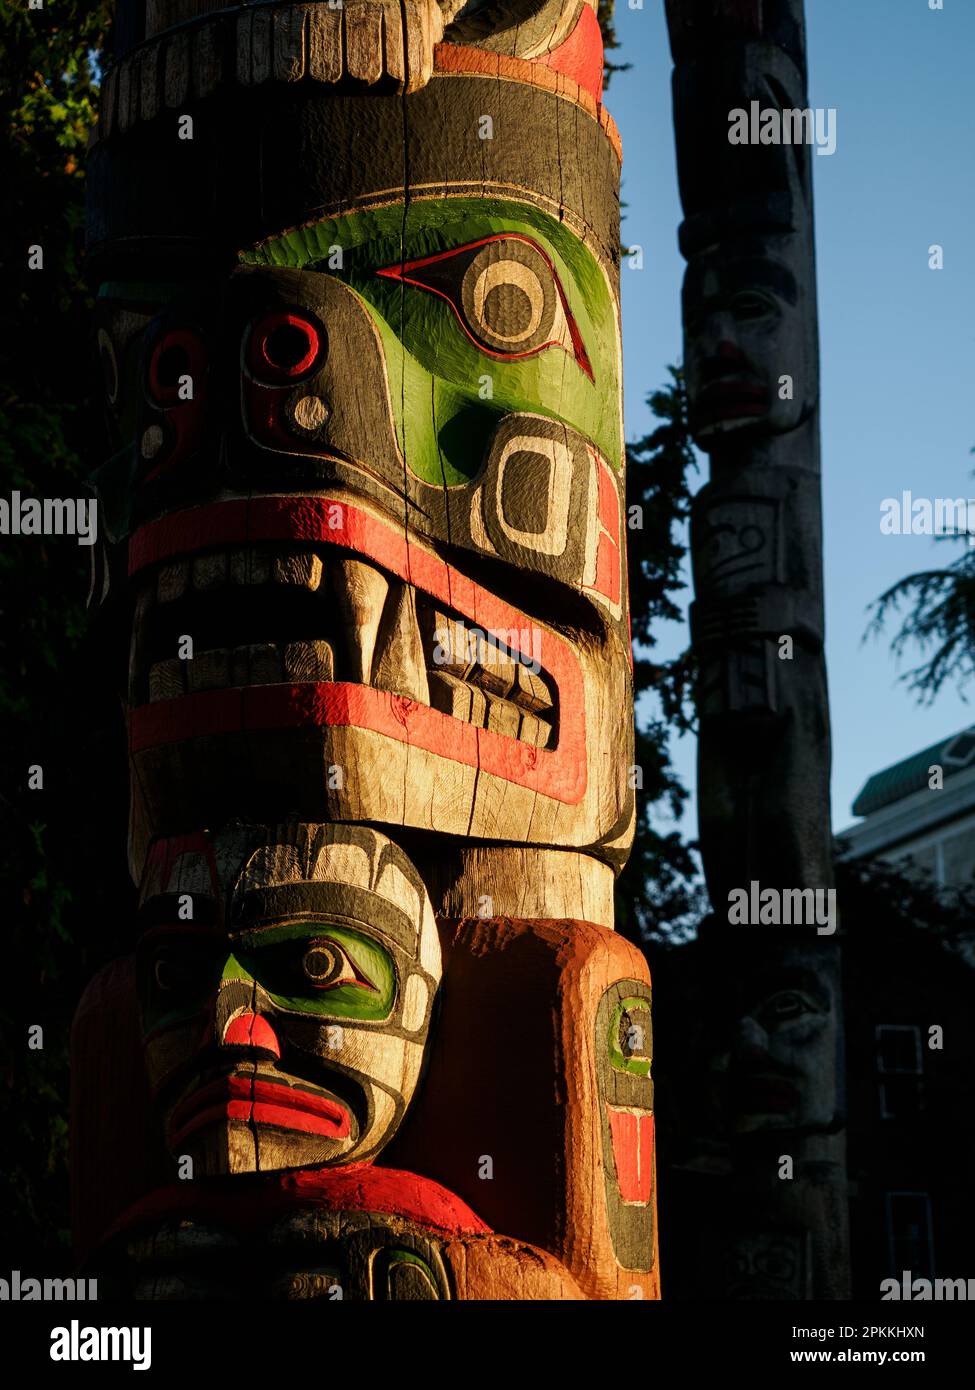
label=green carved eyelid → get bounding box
[607,996,653,1077]
[142,927,398,1028]
[234,923,397,1021]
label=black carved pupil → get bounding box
[303,944,339,983]
[156,343,190,388]
[482,280,534,338]
[265,324,311,370]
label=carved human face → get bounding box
[136,824,442,1174]
[710,955,841,1136]
[92,196,633,875]
[682,238,816,441]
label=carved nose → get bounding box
[222,1011,281,1058]
[735,1017,769,1060]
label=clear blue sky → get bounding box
[611,0,975,849]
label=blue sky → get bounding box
[610,0,975,845]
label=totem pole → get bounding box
[666,0,849,1297]
[72,0,658,1299]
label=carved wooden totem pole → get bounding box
[666,0,849,1298]
[73,0,658,1299]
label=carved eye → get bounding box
[247,310,324,384]
[301,937,376,992]
[764,991,811,1021]
[148,328,207,406]
[377,235,592,378]
[730,291,777,321]
[153,954,199,993]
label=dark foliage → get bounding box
[1,1,130,1265]
[615,368,708,946]
[867,464,975,703]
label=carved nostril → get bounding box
[222,1011,281,1058]
[289,394,330,437]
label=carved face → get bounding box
[682,237,816,441]
[92,195,632,875]
[727,1231,808,1301]
[136,824,442,1175]
[595,980,655,1270]
[709,953,841,1137]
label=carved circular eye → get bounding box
[154,957,191,991]
[248,311,323,383]
[461,241,558,355]
[765,991,808,1020]
[302,940,344,988]
[148,328,206,406]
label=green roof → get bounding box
[852,726,975,816]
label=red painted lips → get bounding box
[169,1073,352,1147]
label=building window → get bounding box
[876,1024,923,1119]
[885,1192,934,1278]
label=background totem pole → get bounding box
[72,0,659,1299]
[666,0,849,1298]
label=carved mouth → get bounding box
[131,543,557,750]
[168,1070,352,1147]
[125,496,588,805]
[694,377,769,427]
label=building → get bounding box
[838,725,975,888]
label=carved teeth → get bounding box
[192,552,228,591]
[371,582,430,704]
[186,649,231,693]
[329,556,388,683]
[149,642,335,700]
[148,657,185,702]
[153,550,324,601]
[139,547,555,747]
[242,643,282,686]
[428,671,487,725]
[517,711,551,749]
[272,553,323,590]
[157,561,189,605]
[283,640,334,682]
[229,548,270,587]
[513,662,554,714]
[427,672,551,748]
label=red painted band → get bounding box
[537,5,605,107]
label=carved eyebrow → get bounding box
[377,232,558,276]
[234,883,419,952]
[375,233,593,378]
